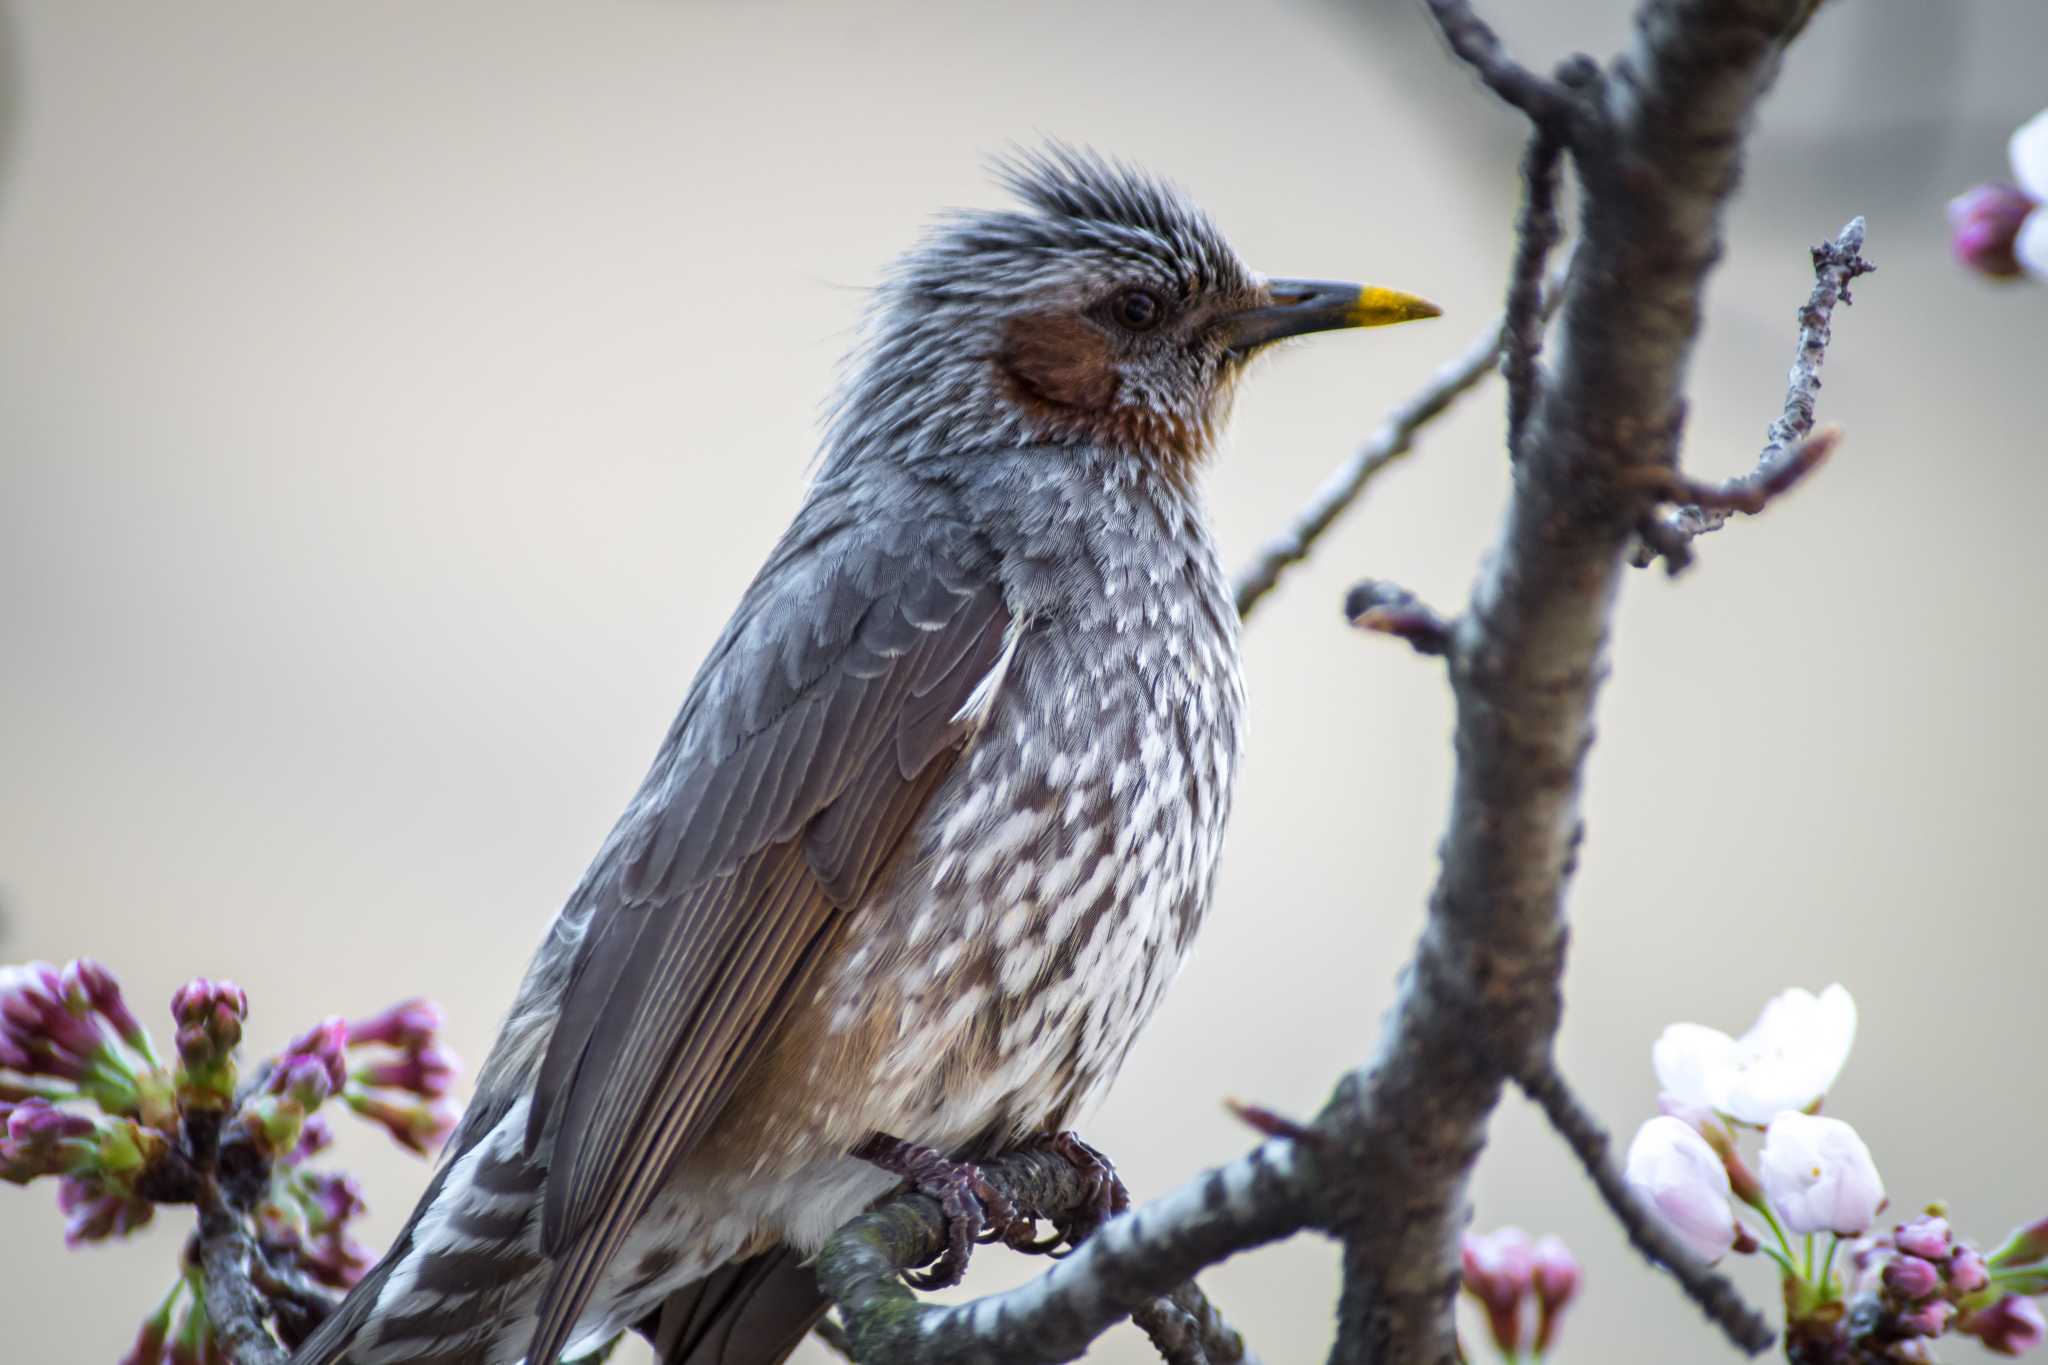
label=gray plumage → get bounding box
[296,144,1428,1365]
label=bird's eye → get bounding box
[1109,288,1166,332]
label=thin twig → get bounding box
[1418,0,1574,123]
[198,1183,290,1365]
[1633,217,1873,570]
[1343,580,1455,657]
[1232,298,1540,620]
[1513,1053,1776,1353]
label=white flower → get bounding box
[1625,1116,1739,1263]
[1759,1111,1885,1236]
[2011,109,2048,279]
[1652,984,1856,1125]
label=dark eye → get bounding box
[1110,288,1165,332]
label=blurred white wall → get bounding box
[3,2,2046,1360]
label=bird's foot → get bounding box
[1005,1130,1131,1257]
[852,1134,1028,1290]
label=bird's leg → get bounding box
[1004,1130,1132,1256]
[851,1134,1025,1290]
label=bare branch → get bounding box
[1343,581,1455,657]
[198,1183,290,1365]
[816,1144,1301,1365]
[1233,306,1521,620]
[1633,217,1873,570]
[1513,1054,1775,1352]
[1318,1,1832,1360]
[1418,0,1574,124]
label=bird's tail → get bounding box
[636,1247,829,1365]
[293,1091,546,1365]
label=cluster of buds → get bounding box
[0,959,461,1361]
[1949,109,2048,281]
[341,998,460,1156]
[1461,1227,1580,1362]
[1626,984,2048,1361]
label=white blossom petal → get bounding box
[1714,984,1857,1124]
[2015,208,2048,282]
[1625,1116,1738,1263]
[2009,108,2048,203]
[1653,1023,1738,1112]
[1760,1111,1885,1236]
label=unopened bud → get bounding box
[1950,1248,1992,1295]
[270,1054,335,1110]
[358,1044,459,1100]
[1884,1254,1942,1302]
[346,1091,457,1156]
[282,1018,349,1093]
[348,998,442,1051]
[1896,1298,1956,1339]
[64,960,150,1054]
[1531,1234,1579,1354]
[1949,183,2037,280]
[1897,1215,1952,1262]
[1462,1227,1533,1355]
[1966,1295,2048,1356]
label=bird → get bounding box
[293,144,1438,1365]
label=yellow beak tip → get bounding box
[1353,286,1444,327]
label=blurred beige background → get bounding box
[4,1,2046,1360]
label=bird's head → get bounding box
[825,144,1440,483]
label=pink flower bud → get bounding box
[1885,1254,1942,1301]
[6,1096,95,1146]
[1,963,108,1078]
[290,1114,335,1164]
[1949,184,2037,280]
[1966,1295,2048,1356]
[1897,1215,1953,1261]
[348,998,442,1051]
[1896,1298,1956,1339]
[169,979,246,1036]
[358,1044,459,1099]
[1950,1248,1992,1295]
[57,1173,154,1245]
[300,1169,367,1232]
[1626,1116,1739,1263]
[282,1018,349,1093]
[63,960,149,1052]
[270,1055,335,1110]
[1461,1227,1533,1355]
[347,1091,458,1156]
[1531,1235,1579,1353]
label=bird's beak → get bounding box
[1220,278,1442,356]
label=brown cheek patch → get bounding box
[998,312,1120,413]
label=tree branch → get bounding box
[1232,296,1547,621]
[1320,2,1829,1361]
[198,1182,290,1365]
[816,1145,1300,1365]
[1633,216,1873,570]
[1513,1054,1774,1350]
[1417,0,1576,125]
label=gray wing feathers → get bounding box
[518,516,1012,1365]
